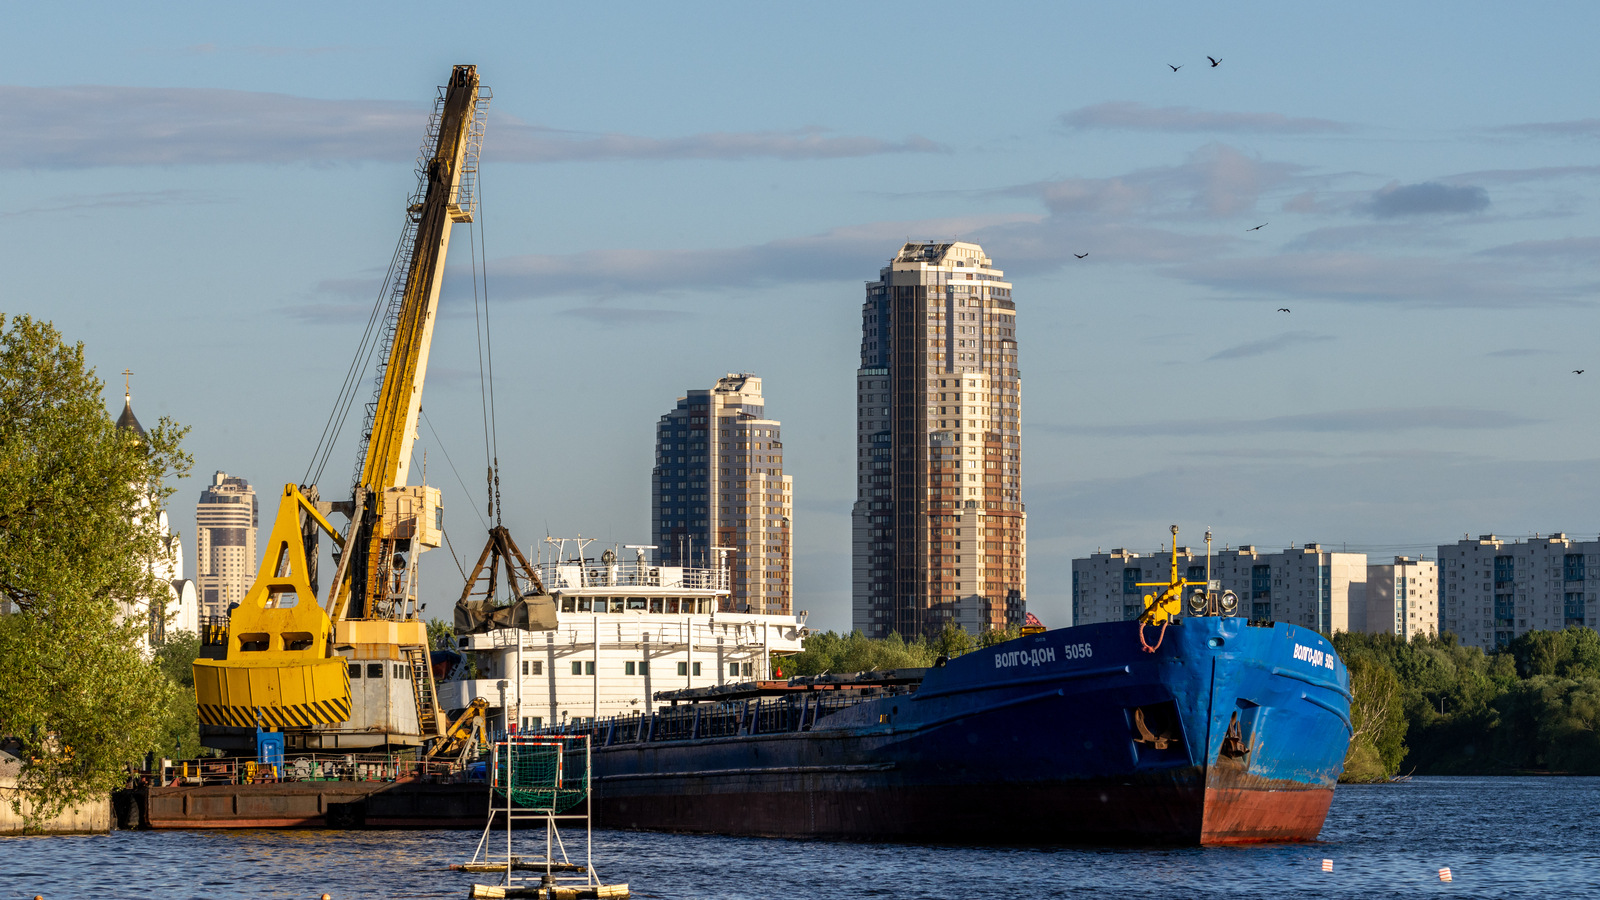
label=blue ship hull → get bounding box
[583,617,1352,844]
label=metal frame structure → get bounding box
[465,734,619,898]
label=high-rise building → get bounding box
[195,471,258,619]
[1071,544,1367,633]
[852,241,1025,639]
[1363,556,1439,639]
[652,374,792,614]
[1438,533,1599,649]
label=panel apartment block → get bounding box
[652,374,793,615]
[1364,557,1439,639]
[1071,544,1365,633]
[1438,533,1600,650]
[851,241,1025,639]
[195,471,258,618]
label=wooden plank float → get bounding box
[467,883,628,899]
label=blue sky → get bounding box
[9,1,1600,630]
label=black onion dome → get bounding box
[115,395,146,437]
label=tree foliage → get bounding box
[780,626,1023,677]
[1333,627,1600,775]
[0,314,192,824]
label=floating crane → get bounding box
[194,65,489,752]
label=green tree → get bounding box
[977,625,1021,648]
[427,617,457,651]
[0,314,192,824]
[1342,655,1407,781]
[931,623,975,659]
[154,631,202,759]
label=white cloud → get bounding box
[1061,102,1350,134]
[0,85,944,168]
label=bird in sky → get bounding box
[1575,369,1586,374]
[1248,223,1268,231]
[1208,56,1222,67]
[1278,308,1291,313]
[1074,253,1088,259]
[1169,64,1181,72]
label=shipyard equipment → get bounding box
[195,65,489,751]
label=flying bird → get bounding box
[1278,308,1291,313]
[1248,223,1268,231]
[1074,253,1088,259]
[1575,369,1586,374]
[1208,56,1222,67]
[1169,64,1182,72]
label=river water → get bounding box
[3,777,1597,899]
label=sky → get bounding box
[8,1,1600,631]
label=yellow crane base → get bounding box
[194,655,351,728]
[192,485,352,730]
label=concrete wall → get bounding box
[0,753,111,834]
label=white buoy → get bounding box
[1439,867,1453,883]
[1321,859,1333,873]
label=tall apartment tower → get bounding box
[852,242,1025,639]
[195,471,258,618]
[652,374,793,614]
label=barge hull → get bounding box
[128,780,491,830]
[582,618,1351,845]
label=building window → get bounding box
[1565,592,1585,625]
[729,662,741,678]
[1565,554,1586,582]
[393,664,405,679]
[1251,565,1272,599]
[1494,555,1514,584]
[521,716,542,731]
[625,661,636,675]
[366,663,383,679]
[348,663,361,679]
[521,660,542,676]
[571,661,596,676]
[1493,593,1515,628]
[1252,602,1272,621]
[1123,568,1142,594]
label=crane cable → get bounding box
[301,224,413,488]
[468,173,502,529]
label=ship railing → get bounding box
[533,560,727,591]
[136,753,470,787]
[198,615,229,647]
[531,687,916,747]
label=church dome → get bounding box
[115,394,146,437]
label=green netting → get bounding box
[493,740,588,812]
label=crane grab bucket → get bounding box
[194,486,351,728]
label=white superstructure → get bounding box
[440,539,807,734]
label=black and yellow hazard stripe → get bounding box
[197,696,351,728]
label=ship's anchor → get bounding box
[1219,712,1249,760]
[1132,705,1179,750]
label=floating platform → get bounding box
[467,882,628,899]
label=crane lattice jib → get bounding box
[335,65,484,619]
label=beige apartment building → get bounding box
[1072,543,1366,633]
[852,241,1025,639]
[1438,533,1600,649]
[652,374,793,615]
[1364,556,1439,639]
[195,471,258,619]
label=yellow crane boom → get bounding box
[196,66,486,747]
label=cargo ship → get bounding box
[529,531,1353,845]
